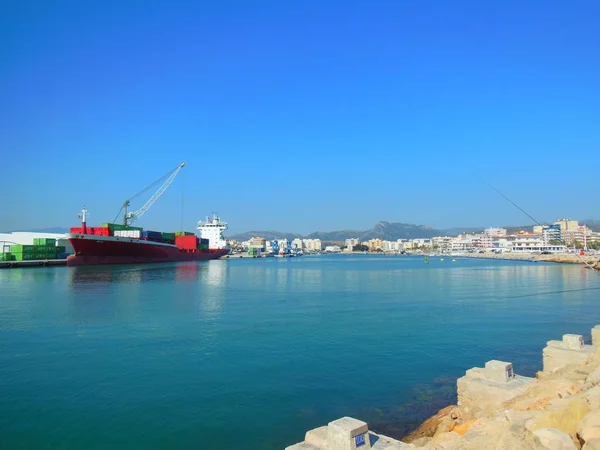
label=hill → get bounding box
[307,221,443,241]
[229,221,444,242]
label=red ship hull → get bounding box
[66,234,229,267]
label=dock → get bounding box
[0,259,68,269]
[223,252,298,259]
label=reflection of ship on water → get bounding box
[203,260,227,287]
[175,262,207,283]
[68,264,199,286]
[197,261,228,317]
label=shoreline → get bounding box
[339,251,600,269]
[456,252,599,269]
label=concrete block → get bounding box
[328,417,371,450]
[592,326,600,347]
[457,360,536,418]
[563,334,585,350]
[285,443,321,450]
[305,426,329,449]
[484,360,515,383]
[288,418,411,450]
[543,334,596,373]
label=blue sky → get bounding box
[2,0,599,235]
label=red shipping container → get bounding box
[175,235,198,250]
[70,227,83,234]
[94,227,110,236]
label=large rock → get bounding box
[457,415,547,450]
[526,397,590,446]
[577,411,600,446]
[402,405,456,443]
[583,439,600,449]
[533,428,578,450]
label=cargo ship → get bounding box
[66,208,229,267]
[65,162,231,267]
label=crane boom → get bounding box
[118,161,186,226]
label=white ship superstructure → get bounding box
[197,213,228,250]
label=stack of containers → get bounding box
[10,245,36,261]
[31,238,66,260]
[0,252,15,261]
[161,232,176,243]
[198,238,210,251]
[175,231,195,237]
[93,227,110,236]
[141,230,162,241]
[175,235,198,250]
[101,223,142,235]
[114,229,142,238]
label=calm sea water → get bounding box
[1,255,599,449]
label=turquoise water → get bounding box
[1,255,599,449]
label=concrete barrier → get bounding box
[285,416,410,449]
[543,334,596,373]
[457,359,536,418]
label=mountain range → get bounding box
[229,222,502,243]
[4,220,599,242]
[229,219,600,243]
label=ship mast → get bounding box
[78,206,88,234]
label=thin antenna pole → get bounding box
[484,181,542,226]
[180,184,184,232]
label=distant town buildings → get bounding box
[231,219,599,255]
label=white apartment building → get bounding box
[561,226,591,245]
[431,236,453,251]
[450,238,475,252]
[291,238,304,250]
[384,241,402,252]
[345,238,360,251]
[474,234,493,249]
[511,236,566,253]
[554,219,579,232]
[412,238,432,248]
[484,227,507,237]
[303,239,322,252]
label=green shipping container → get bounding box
[56,246,66,253]
[162,232,175,241]
[175,231,195,236]
[0,253,15,261]
[102,223,143,232]
[34,238,56,246]
[10,245,35,253]
[13,253,35,261]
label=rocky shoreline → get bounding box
[457,252,599,269]
[287,325,600,449]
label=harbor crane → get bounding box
[113,161,186,226]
